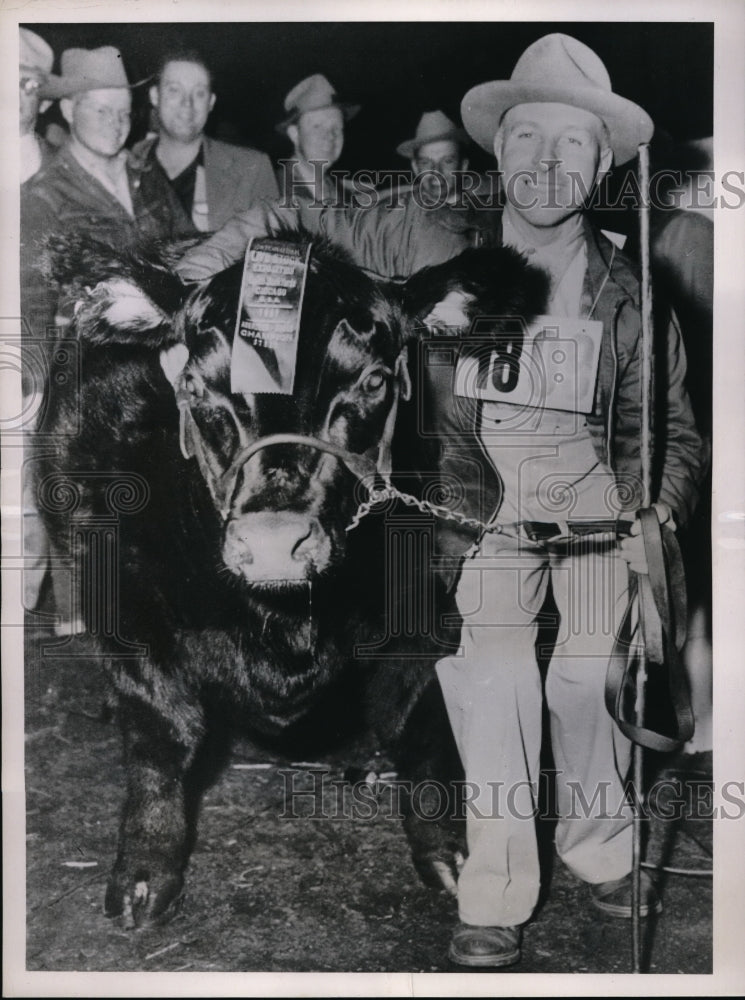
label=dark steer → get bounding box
[34,231,543,929]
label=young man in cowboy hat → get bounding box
[19,28,55,185]
[21,46,189,636]
[276,73,359,208]
[431,32,704,967]
[177,108,500,278]
[22,46,189,254]
[133,48,278,232]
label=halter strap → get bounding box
[175,346,410,522]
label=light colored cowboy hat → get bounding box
[276,73,360,134]
[40,46,134,100]
[461,33,654,166]
[396,110,470,159]
[20,28,54,77]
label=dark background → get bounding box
[26,21,713,175]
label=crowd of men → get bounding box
[19,28,712,970]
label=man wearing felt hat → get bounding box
[429,32,704,968]
[23,45,189,252]
[19,29,55,184]
[276,73,359,208]
[396,109,471,207]
[21,45,189,636]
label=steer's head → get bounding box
[175,241,409,595]
[55,233,409,603]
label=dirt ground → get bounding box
[23,620,712,978]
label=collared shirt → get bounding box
[481,210,615,524]
[67,142,134,216]
[502,208,586,310]
[547,241,588,317]
[141,141,208,232]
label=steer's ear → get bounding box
[401,246,550,338]
[43,232,191,348]
[71,277,185,348]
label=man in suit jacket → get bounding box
[134,49,278,232]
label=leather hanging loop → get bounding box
[605,507,693,752]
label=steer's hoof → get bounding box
[413,849,465,897]
[105,872,184,928]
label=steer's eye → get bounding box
[359,369,388,395]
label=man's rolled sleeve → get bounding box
[175,200,299,280]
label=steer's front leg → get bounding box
[104,695,206,928]
[394,677,467,897]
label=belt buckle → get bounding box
[519,520,563,543]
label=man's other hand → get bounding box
[617,502,674,574]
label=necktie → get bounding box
[192,164,209,231]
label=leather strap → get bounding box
[605,507,694,751]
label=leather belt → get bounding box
[520,518,635,544]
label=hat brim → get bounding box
[20,64,49,77]
[39,73,147,100]
[461,81,654,166]
[275,101,360,135]
[396,128,470,159]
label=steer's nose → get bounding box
[223,512,331,582]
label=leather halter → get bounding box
[175,348,411,522]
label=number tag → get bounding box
[454,315,603,413]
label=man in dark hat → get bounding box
[133,48,278,231]
[276,73,359,207]
[397,109,472,207]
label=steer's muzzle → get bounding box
[223,512,332,584]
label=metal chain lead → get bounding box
[345,483,510,537]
